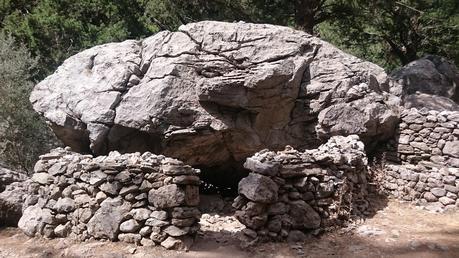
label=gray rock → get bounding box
[423,192,437,202]
[150,210,168,220]
[118,233,141,244]
[87,197,131,240]
[238,173,278,203]
[431,188,447,197]
[54,223,71,237]
[140,238,156,247]
[53,197,76,213]
[31,21,399,174]
[160,236,191,250]
[244,156,280,176]
[391,55,459,104]
[163,225,190,237]
[31,173,53,185]
[148,184,186,208]
[99,181,122,196]
[439,196,455,206]
[119,219,140,233]
[289,200,321,229]
[130,208,151,221]
[443,141,459,158]
[18,206,54,236]
[0,181,28,226]
[145,218,170,227]
[48,163,67,176]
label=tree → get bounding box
[1,0,152,75]
[321,0,459,70]
[0,33,56,172]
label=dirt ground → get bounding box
[0,200,458,258]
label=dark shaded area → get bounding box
[0,198,22,227]
[197,162,249,197]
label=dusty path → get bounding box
[0,200,458,258]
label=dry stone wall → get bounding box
[18,148,201,250]
[382,108,459,211]
[233,135,370,242]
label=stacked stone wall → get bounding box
[382,108,459,211]
[233,136,369,242]
[18,148,201,249]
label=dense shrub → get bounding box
[0,33,57,173]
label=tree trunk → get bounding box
[294,0,319,34]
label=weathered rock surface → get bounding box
[31,21,399,172]
[391,55,459,109]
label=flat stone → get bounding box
[439,196,455,206]
[145,218,170,227]
[163,225,189,237]
[32,173,54,185]
[150,210,168,220]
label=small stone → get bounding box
[120,185,138,196]
[120,219,140,233]
[139,226,152,237]
[439,197,455,206]
[54,197,76,213]
[172,175,200,185]
[130,208,151,221]
[431,188,446,197]
[48,163,67,176]
[443,141,459,158]
[145,218,170,227]
[32,173,54,185]
[171,218,195,227]
[118,233,141,244]
[423,192,437,202]
[150,210,168,220]
[238,173,278,203]
[140,238,155,247]
[95,191,107,203]
[163,225,189,237]
[242,228,258,238]
[54,223,71,237]
[99,181,121,195]
[287,230,306,242]
[161,236,182,250]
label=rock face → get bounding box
[233,135,369,241]
[391,55,459,110]
[31,21,399,172]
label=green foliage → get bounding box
[321,0,459,70]
[0,33,56,172]
[1,0,152,75]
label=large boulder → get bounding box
[0,166,28,226]
[30,21,399,171]
[391,55,459,110]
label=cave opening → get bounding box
[195,162,249,198]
